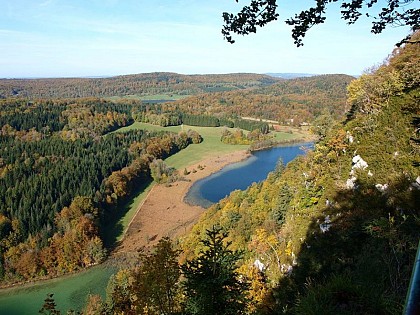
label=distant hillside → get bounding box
[0,72,279,99]
[168,74,355,125]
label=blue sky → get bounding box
[0,0,414,78]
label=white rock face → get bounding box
[253,259,265,272]
[319,215,332,233]
[281,264,293,275]
[346,176,357,189]
[411,176,420,190]
[347,131,354,143]
[292,252,297,266]
[325,199,332,207]
[375,183,389,193]
[352,155,368,170]
[346,155,369,189]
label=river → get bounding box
[185,143,312,208]
[0,142,311,314]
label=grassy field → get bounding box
[271,130,302,141]
[117,122,250,169]
[116,122,305,169]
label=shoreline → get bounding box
[114,149,251,253]
[249,138,315,153]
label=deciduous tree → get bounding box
[222,0,419,46]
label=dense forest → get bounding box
[0,73,352,129]
[0,73,278,99]
[55,34,420,314]
[159,74,354,126]
[0,98,202,284]
[133,109,270,134]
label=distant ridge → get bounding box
[0,72,279,99]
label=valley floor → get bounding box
[114,150,250,254]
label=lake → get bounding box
[185,143,312,208]
[0,265,116,315]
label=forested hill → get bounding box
[0,72,279,99]
[0,97,204,285]
[169,74,354,125]
[180,34,419,313]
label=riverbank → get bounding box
[249,137,315,152]
[114,149,251,254]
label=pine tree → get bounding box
[181,226,248,315]
[133,237,181,315]
[39,293,61,315]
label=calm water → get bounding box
[0,265,116,315]
[185,143,312,208]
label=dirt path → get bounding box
[114,150,250,254]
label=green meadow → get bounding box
[115,122,302,169]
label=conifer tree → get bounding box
[181,226,248,315]
[133,237,181,315]
[39,294,61,315]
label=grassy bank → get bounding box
[0,265,117,315]
[103,181,155,247]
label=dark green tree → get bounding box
[133,237,181,315]
[273,157,285,176]
[272,184,292,225]
[181,226,248,315]
[222,0,419,46]
[39,294,61,315]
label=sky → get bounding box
[0,0,415,78]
